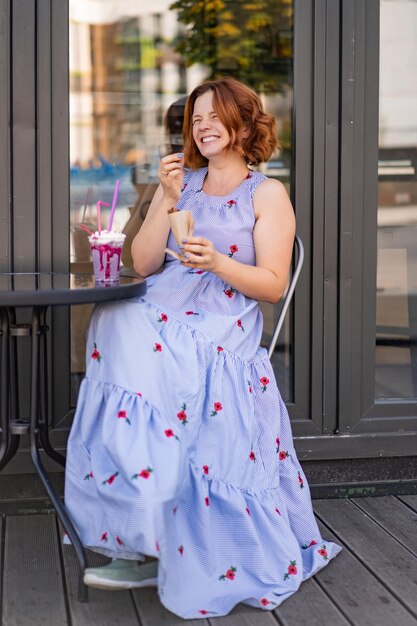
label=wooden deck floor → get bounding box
[1,495,417,625]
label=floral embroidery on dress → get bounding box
[154,342,162,352]
[117,409,131,425]
[185,310,199,316]
[181,182,188,192]
[132,467,153,479]
[237,319,245,332]
[284,560,297,580]
[302,539,318,549]
[83,471,93,480]
[219,566,237,581]
[186,268,205,275]
[157,313,168,323]
[260,376,270,392]
[91,343,102,362]
[198,610,218,616]
[226,199,237,208]
[228,244,238,258]
[102,472,118,485]
[275,506,281,516]
[279,450,291,460]
[178,545,184,555]
[276,437,280,452]
[203,465,209,475]
[249,450,256,461]
[224,287,236,298]
[116,536,124,546]
[297,470,304,488]
[259,598,277,607]
[247,379,252,393]
[101,532,108,542]
[246,507,251,516]
[177,403,188,425]
[136,392,142,397]
[205,496,210,506]
[217,345,224,352]
[211,401,222,416]
[165,428,180,441]
[318,545,329,560]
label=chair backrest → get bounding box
[267,235,304,359]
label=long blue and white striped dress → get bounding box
[65,167,341,619]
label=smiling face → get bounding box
[191,90,231,160]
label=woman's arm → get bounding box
[180,179,296,304]
[131,153,184,277]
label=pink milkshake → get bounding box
[89,230,126,282]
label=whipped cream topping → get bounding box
[89,230,126,245]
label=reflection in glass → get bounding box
[376,0,417,399]
[69,0,294,402]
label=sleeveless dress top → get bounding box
[65,167,341,619]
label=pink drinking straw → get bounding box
[108,179,120,231]
[96,201,109,234]
[79,224,94,235]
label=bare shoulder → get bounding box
[253,177,294,221]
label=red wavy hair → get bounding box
[183,77,278,169]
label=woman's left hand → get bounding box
[180,236,220,273]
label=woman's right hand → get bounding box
[158,153,184,203]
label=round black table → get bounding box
[0,273,146,601]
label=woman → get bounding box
[65,77,341,619]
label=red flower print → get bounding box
[237,319,245,332]
[219,566,237,581]
[249,451,256,461]
[226,199,237,208]
[205,496,210,506]
[302,539,318,549]
[101,532,108,542]
[276,437,280,452]
[136,392,142,397]
[203,465,209,475]
[223,287,236,298]
[199,611,209,615]
[181,182,188,192]
[154,342,162,352]
[259,598,277,608]
[177,403,188,425]
[298,470,304,488]
[116,536,124,546]
[284,560,297,580]
[165,428,179,440]
[185,310,199,316]
[102,472,119,485]
[131,467,153,480]
[246,507,251,516]
[260,376,270,392]
[211,401,223,416]
[279,450,290,460]
[228,244,239,258]
[178,545,184,555]
[247,379,252,393]
[318,545,328,560]
[217,346,224,352]
[275,506,281,516]
[158,313,168,322]
[91,342,102,362]
[117,409,131,425]
[84,471,93,480]
[245,171,252,179]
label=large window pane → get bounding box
[376,0,417,399]
[69,0,294,402]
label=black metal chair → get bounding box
[267,235,304,359]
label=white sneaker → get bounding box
[84,559,158,590]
